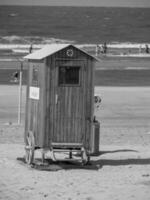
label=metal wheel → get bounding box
[25,131,35,165]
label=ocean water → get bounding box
[0,6,150,45]
[0,6,150,87]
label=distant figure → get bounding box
[11,71,19,83]
[29,44,33,53]
[139,45,142,54]
[96,44,105,56]
[145,44,149,54]
[96,44,100,56]
[99,45,104,53]
[102,42,107,54]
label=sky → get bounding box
[0,0,150,7]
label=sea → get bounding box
[0,5,150,45]
[0,5,150,86]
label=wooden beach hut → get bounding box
[24,44,98,164]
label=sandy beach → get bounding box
[0,4,150,199]
[0,86,150,200]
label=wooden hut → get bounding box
[24,44,98,164]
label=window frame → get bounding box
[58,65,81,87]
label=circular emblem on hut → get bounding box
[66,49,74,57]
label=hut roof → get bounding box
[24,44,98,61]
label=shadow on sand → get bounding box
[91,148,138,156]
[17,148,150,171]
[91,157,150,167]
[17,157,99,171]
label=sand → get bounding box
[0,86,150,200]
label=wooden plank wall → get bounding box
[24,60,47,148]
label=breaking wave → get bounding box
[0,35,149,53]
[0,35,75,45]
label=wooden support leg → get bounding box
[87,151,91,164]
[41,149,45,164]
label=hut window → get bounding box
[59,66,80,85]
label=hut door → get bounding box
[53,60,85,144]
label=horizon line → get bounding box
[0,4,149,8]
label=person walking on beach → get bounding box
[103,42,107,54]
[96,44,100,56]
[11,71,19,83]
[96,43,108,55]
[29,44,33,53]
[139,45,142,54]
[100,45,104,53]
[145,44,149,54]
